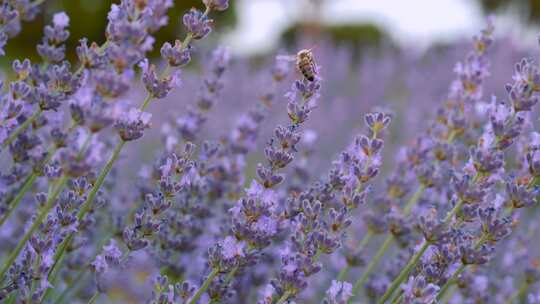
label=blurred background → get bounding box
[1,0,540,62]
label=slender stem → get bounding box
[446,130,458,143]
[378,172,478,303]
[29,254,42,302]
[348,185,426,298]
[224,266,239,284]
[377,241,430,304]
[441,286,455,304]
[2,108,43,149]
[0,133,66,228]
[78,135,94,159]
[41,246,67,301]
[140,93,152,111]
[390,291,403,304]
[347,184,427,302]
[188,268,219,304]
[337,231,373,281]
[436,264,465,301]
[351,235,394,299]
[276,290,293,304]
[54,270,87,304]
[336,266,349,282]
[403,185,426,216]
[47,94,152,284]
[0,174,37,228]
[357,231,373,250]
[506,280,528,304]
[6,292,16,304]
[436,233,490,301]
[0,132,90,287]
[44,5,213,295]
[378,197,466,304]
[443,199,464,223]
[204,267,239,304]
[45,233,112,303]
[78,140,126,219]
[0,175,68,279]
[47,140,126,280]
[87,292,99,304]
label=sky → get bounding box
[225,0,530,55]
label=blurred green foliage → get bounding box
[282,22,392,57]
[0,0,236,66]
[479,0,540,25]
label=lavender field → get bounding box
[1,0,540,303]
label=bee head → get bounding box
[297,49,311,59]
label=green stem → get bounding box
[380,195,466,304]
[140,93,152,111]
[224,266,239,284]
[336,266,349,282]
[2,108,43,149]
[351,235,394,299]
[188,268,219,304]
[446,130,458,143]
[29,254,42,302]
[276,290,293,304]
[6,292,16,304]
[349,146,452,302]
[41,246,67,301]
[436,228,490,301]
[54,270,87,304]
[0,174,37,228]
[47,94,153,286]
[0,135,66,229]
[48,140,126,279]
[43,4,212,294]
[204,267,239,304]
[441,286,455,304]
[443,199,464,223]
[377,241,430,304]
[337,231,373,281]
[506,280,528,304]
[348,184,426,301]
[403,185,426,216]
[45,233,112,303]
[390,291,403,304]
[78,140,126,220]
[87,292,99,304]
[0,175,68,279]
[436,264,465,301]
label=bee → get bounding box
[277,47,317,82]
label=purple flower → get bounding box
[52,12,69,28]
[115,108,152,141]
[221,236,246,260]
[324,280,353,304]
[91,255,109,274]
[183,8,212,40]
[140,58,181,99]
[400,276,439,304]
[160,40,191,67]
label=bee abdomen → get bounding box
[302,71,314,82]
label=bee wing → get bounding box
[276,55,296,62]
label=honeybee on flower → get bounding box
[277,47,318,82]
